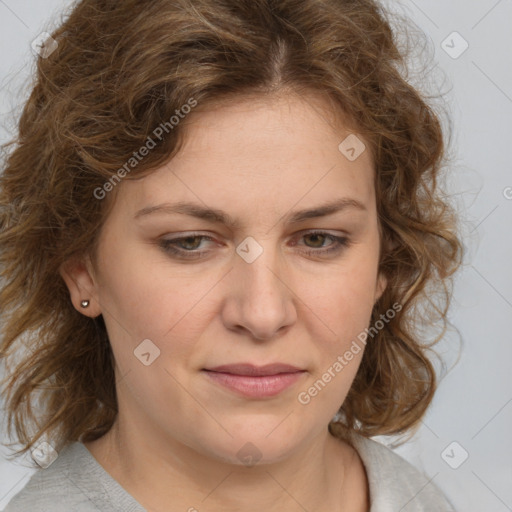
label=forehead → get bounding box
[114,92,376,222]
[178,90,366,156]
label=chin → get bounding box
[193,419,309,467]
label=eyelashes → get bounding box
[158,230,351,261]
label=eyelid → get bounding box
[158,230,351,259]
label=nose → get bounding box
[220,241,297,341]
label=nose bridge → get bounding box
[242,242,280,294]
[238,235,285,307]
[224,235,295,339]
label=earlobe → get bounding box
[59,256,101,317]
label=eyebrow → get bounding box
[134,197,367,228]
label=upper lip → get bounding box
[204,363,305,376]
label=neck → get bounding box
[84,414,366,512]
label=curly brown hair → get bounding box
[0,0,463,460]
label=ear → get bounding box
[374,272,387,305]
[59,256,102,318]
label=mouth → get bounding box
[202,363,306,398]
[204,363,305,376]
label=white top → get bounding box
[2,434,455,511]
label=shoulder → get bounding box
[348,434,456,512]
[2,443,104,512]
[2,442,144,512]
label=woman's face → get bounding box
[71,92,386,465]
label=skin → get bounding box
[61,90,387,512]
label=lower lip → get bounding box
[203,370,305,398]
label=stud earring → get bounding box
[80,300,90,308]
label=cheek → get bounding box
[96,225,380,364]
[304,259,379,347]
[294,267,377,417]
[94,251,207,413]
[96,244,222,369]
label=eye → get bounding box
[158,231,350,260]
[294,231,350,256]
[159,234,215,260]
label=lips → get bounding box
[202,363,306,398]
[204,363,304,376]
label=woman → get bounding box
[0,0,462,510]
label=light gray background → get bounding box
[0,1,511,511]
